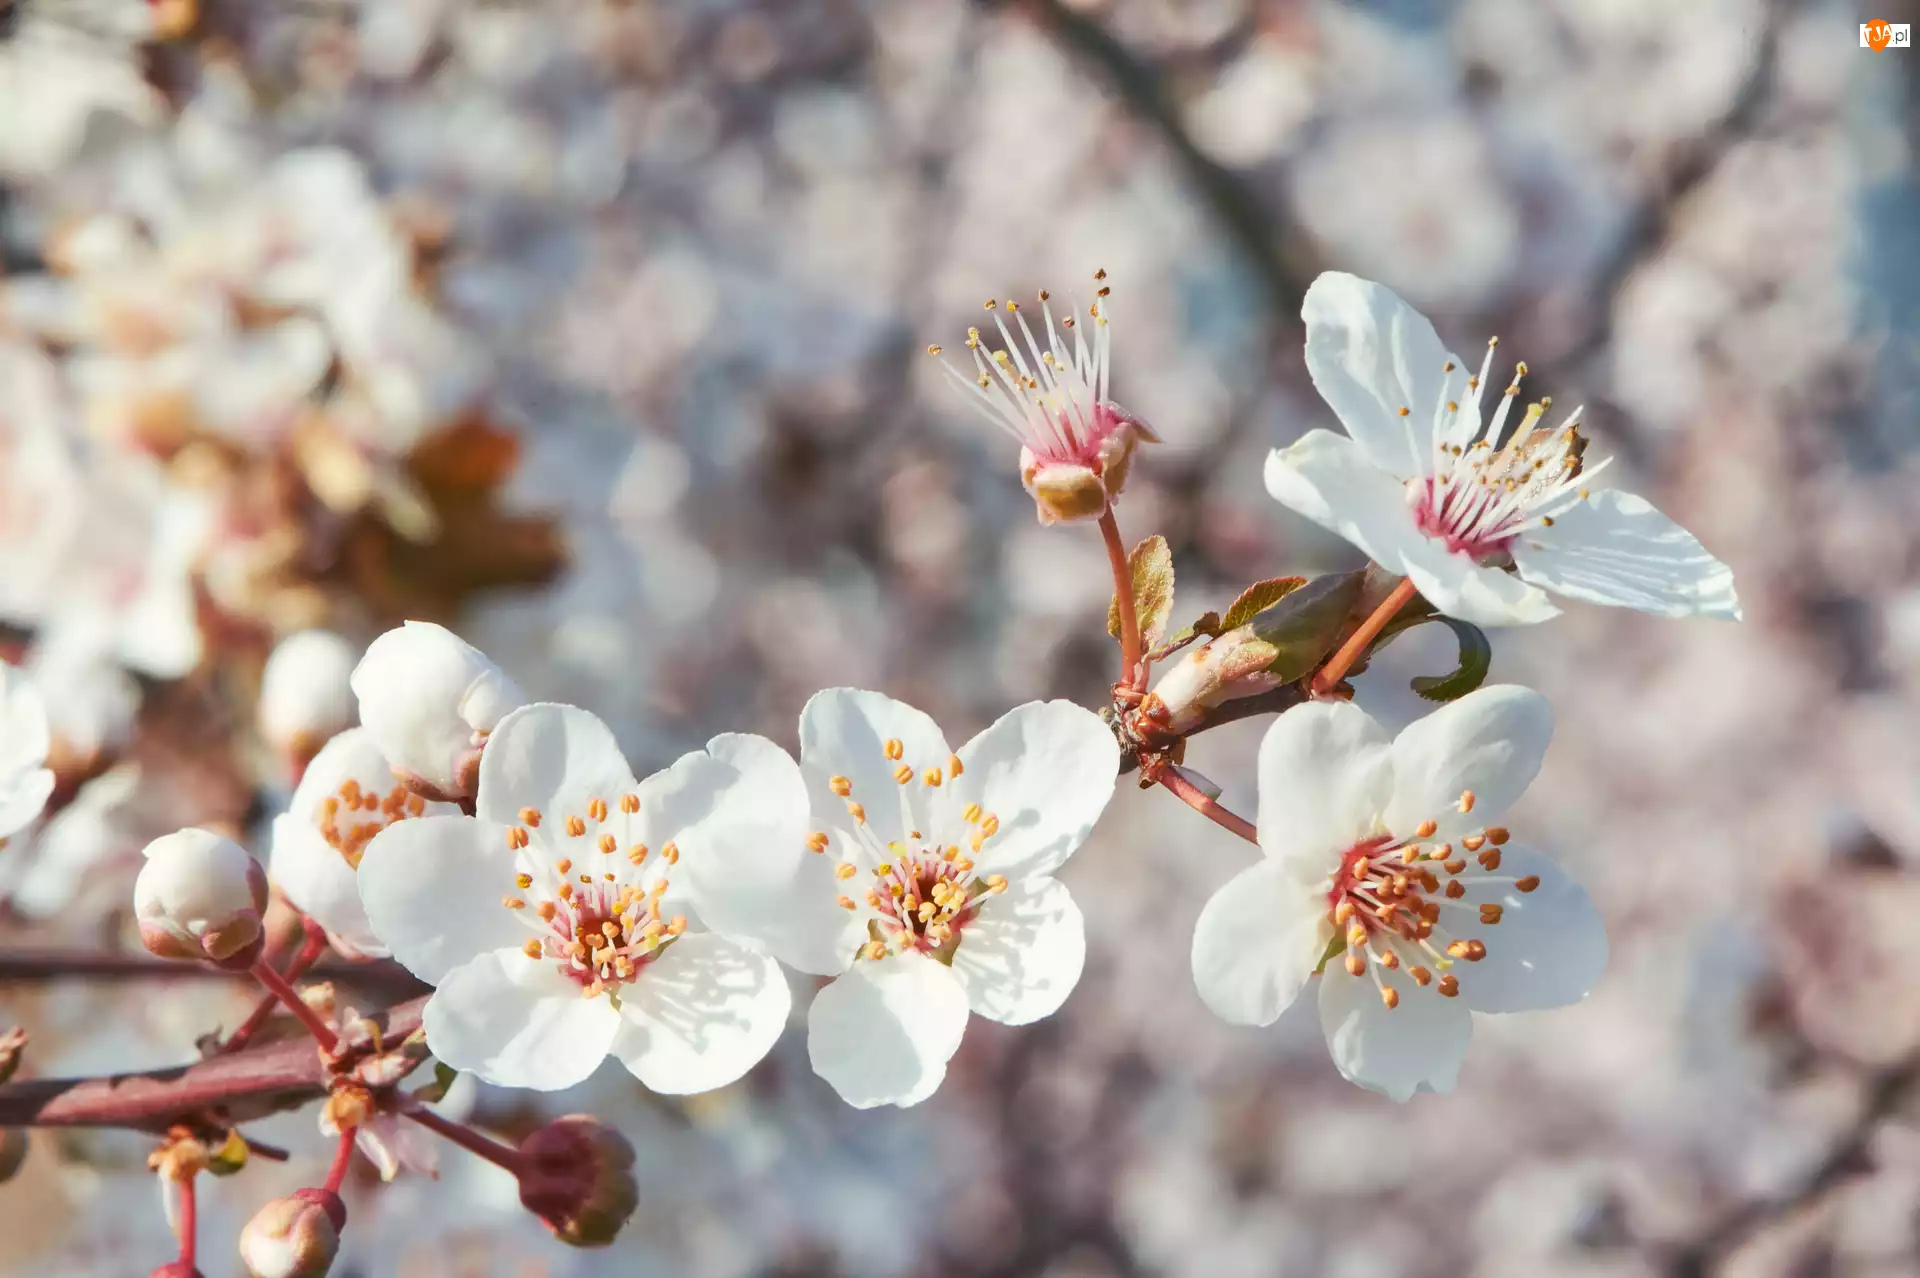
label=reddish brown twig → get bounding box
[1100,510,1145,689]
[221,926,330,1055]
[1156,767,1259,844]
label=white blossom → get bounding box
[133,828,270,966]
[682,690,1120,1108]
[1189,686,1607,1101]
[933,278,1156,525]
[349,622,524,798]
[1265,272,1740,627]
[258,630,360,758]
[270,728,457,957]
[0,660,56,840]
[355,702,790,1094]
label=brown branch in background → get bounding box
[999,0,1319,330]
[1662,1057,1920,1277]
[0,949,427,1003]
[0,996,427,1131]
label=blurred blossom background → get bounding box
[1,0,1917,1273]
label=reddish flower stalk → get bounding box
[248,960,340,1054]
[324,1126,357,1194]
[1309,577,1418,697]
[222,924,330,1055]
[405,1107,529,1178]
[1157,768,1258,844]
[176,1174,198,1269]
[1100,509,1145,688]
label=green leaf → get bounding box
[1109,534,1176,651]
[1409,617,1493,702]
[1159,610,1223,653]
[1221,577,1307,631]
[1313,930,1346,976]
[1247,571,1366,683]
[411,1061,460,1104]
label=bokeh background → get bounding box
[3,0,1919,1273]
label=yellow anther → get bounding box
[668,916,687,936]
[587,798,608,822]
[1380,950,1400,969]
[884,738,904,761]
[1410,966,1432,987]
[1352,856,1371,880]
[837,895,857,910]
[502,895,526,909]
[875,862,893,877]
[1397,406,1411,417]
[1414,819,1438,838]
[556,858,572,875]
[980,814,999,837]
[1347,925,1368,950]
[923,767,943,787]
[962,803,983,824]
[1445,880,1466,899]
[1437,976,1460,998]
[1334,900,1356,925]
[1457,790,1476,813]
[663,842,680,864]
[927,343,943,356]
[1462,834,1486,852]
[1380,986,1400,1009]
[830,776,853,797]
[1344,952,1366,977]
[598,833,617,855]
[807,831,831,853]
[846,802,866,824]
[1477,848,1502,872]
[558,883,574,901]
[1515,875,1541,893]
[628,845,649,865]
[986,875,1008,893]
[621,793,640,814]
[1486,826,1511,845]
[565,816,586,837]
[537,902,558,921]
[515,873,533,890]
[1446,941,1474,959]
[864,941,888,961]
[520,808,542,828]
[893,764,913,785]
[835,862,858,880]
[948,754,965,778]
[522,939,543,958]
[1479,904,1504,925]
[507,827,530,851]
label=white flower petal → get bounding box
[356,815,526,984]
[1254,700,1392,875]
[1398,546,1562,628]
[950,876,1085,1025]
[1190,859,1334,1027]
[1513,488,1741,621]
[0,661,53,839]
[1317,964,1472,1102]
[1456,844,1607,1014]
[799,688,952,845]
[0,768,54,841]
[270,813,384,957]
[475,703,639,849]
[806,952,970,1109]
[1302,272,1461,478]
[949,700,1119,881]
[680,733,861,977]
[1263,431,1433,570]
[1383,685,1553,841]
[423,949,620,1091]
[611,933,791,1095]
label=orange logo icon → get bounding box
[1866,19,1893,50]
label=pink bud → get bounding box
[516,1115,637,1248]
[133,829,270,969]
[238,1189,345,1278]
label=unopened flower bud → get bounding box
[239,1189,345,1278]
[134,829,270,969]
[259,631,359,770]
[1019,408,1155,526]
[1146,628,1287,735]
[349,622,522,799]
[516,1115,637,1248]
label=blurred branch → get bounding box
[999,0,1318,330]
[0,948,427,1001]
[1554,0,1788,373]
[0,996,427,1131]
[1664,1057,1920,1276]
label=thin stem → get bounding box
[405,1107,528,1178]
[176,1174,198,1268]
[1099,509,1144,689]
[222,924,329,1055]
[324,1126,356,1194]
[248,961,339,1055]
[1309,577,1418,697]
[1157,768,1259,844]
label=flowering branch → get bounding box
[248,958,341,1054]
[0,996,426,1130]
[404,1106,528,1177]
[221,923,331,1054]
